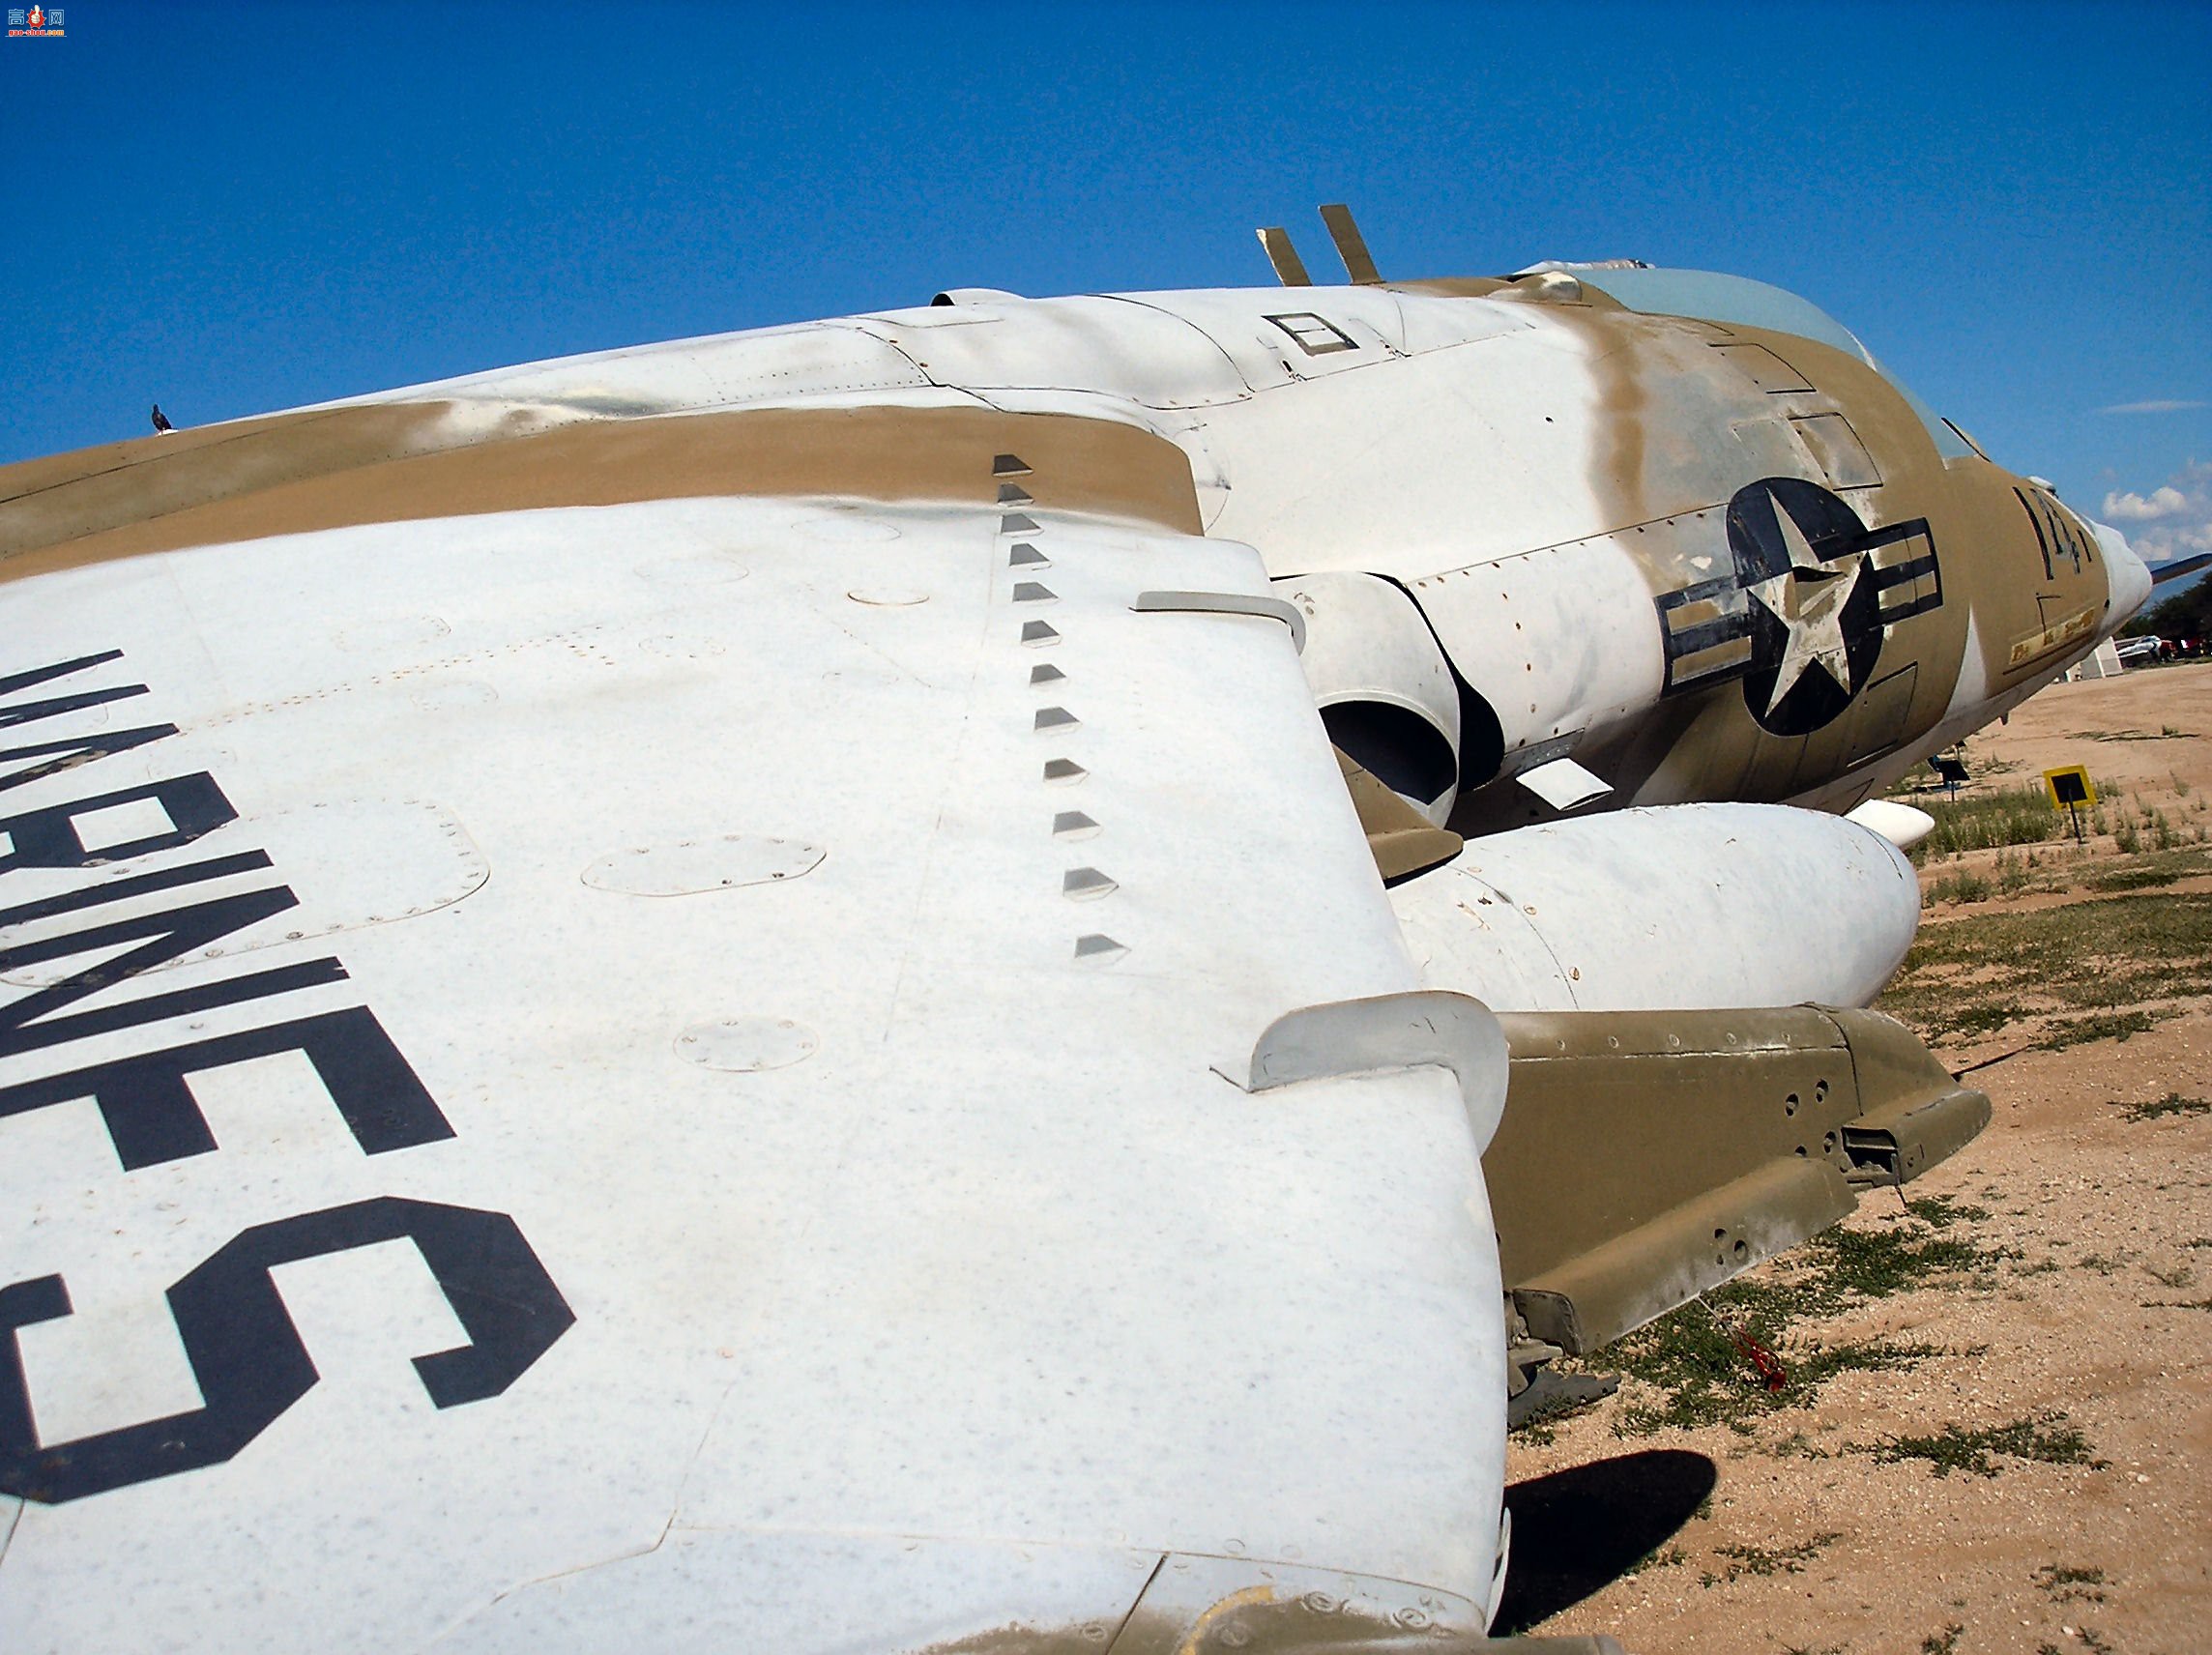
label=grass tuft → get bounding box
[1623,1544,1686,1577]
[1884,883,2212,1046]
[1908,785,2069,861]
[2036,1010,2157,1050]
[1873,1414,2100,1478]
[2116,1092,2210,1122]
[1927,868,1992,905]
[1699,1532,1841,1587]
[2034,1564,2108,1604]
[1601,1205,2003,1435]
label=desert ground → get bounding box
[1501,661,2212,1655]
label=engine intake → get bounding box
[1277,570,1465,825]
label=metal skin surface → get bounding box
[1390,803,1922,1015]
[1489,1005,1989,1353]
[0,242,2149,1651]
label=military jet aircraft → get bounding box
[0,208,2150,1652]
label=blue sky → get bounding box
[4,1,2207,554]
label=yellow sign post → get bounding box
[2043,766,2097,843]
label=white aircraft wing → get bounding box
[0,409,1517,1650]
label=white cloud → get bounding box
[2099,398,2209,415]
[2104,484,2189,521]
[2103,459,2212,563]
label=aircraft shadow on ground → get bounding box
[1492,1448,1719,1635]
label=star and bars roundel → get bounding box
[1655,478,1942,738]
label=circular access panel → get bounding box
[676,1016,819,1073]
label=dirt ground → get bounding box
[1501,662,2212,1655]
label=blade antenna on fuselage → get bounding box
[1318,203,1382,284]
[1256,226,1313,286]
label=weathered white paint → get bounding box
[0,494,1505,1650]
[2092,522,2151,638]
[1844,798,1936,851]
[1518,756,1613,812]
[1274,569,1463,820]
[1392,803,1921,1013]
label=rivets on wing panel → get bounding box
[18,798,489,974]
[1053,811,1100,839]
[1030,664,1066,685]
[1043,758,1088,783]
[640,634,727,658]
[1062,867,1117,899]
[582,835,825,897]
[1020,621,1060,647]
[1073,934,1127,962]
[1011,582,1058,604]
[1034,707,1079,731]
[676,1016,819,1072]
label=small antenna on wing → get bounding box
[1318,204,1382,284]
[1255,226,1312,287]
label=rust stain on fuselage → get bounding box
[1584,321,1650,531]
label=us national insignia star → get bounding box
[1653,474,1898,739]
[1746,493,1868,716]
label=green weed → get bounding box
[1773,1430,1830,1459]
[2092,864,2181,890]
[1908,785,2067,862]
[2033,1564,2108,1604]
[1699,1532,1841,1586]
[1911,1196,1992,1227]
[1873,1415,2099,1478]
[1815,1222,1988,1296]
[1928,868,1993,905]
[1881,886,2212,1047]
[2117,1091,2210,1121]
[1623,1544,1685,1577]
[1604,1208,1997,1435]
[1928,1002,2024,1039]
[2037,1010,2157,1049]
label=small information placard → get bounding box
[2043,766,2097,809]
